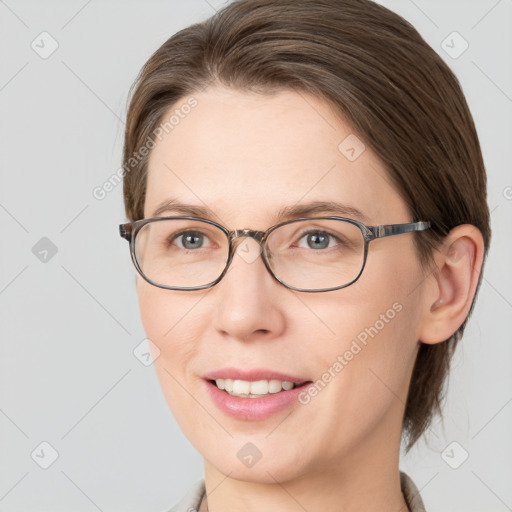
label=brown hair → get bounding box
[122,0,491,450]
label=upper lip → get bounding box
[203,367,310,385]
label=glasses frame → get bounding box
[119,216,431,292]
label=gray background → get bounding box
[0,1,511,511]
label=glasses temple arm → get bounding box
[369,221,431,239]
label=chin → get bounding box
[197,433,313,483]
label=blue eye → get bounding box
[297,231,337,250]
[175,231,207,250]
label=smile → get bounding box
[203,368,313,420]
[213,378,301,398]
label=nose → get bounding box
[212,237,286,341]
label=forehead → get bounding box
[145,87,409,226]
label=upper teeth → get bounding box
[215,378,295,396]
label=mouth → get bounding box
[203,369,313,420]
[208,378,309,398]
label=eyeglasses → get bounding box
[119,216,431,292]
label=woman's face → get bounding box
[139,87,428,482]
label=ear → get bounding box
[418,224,485,344]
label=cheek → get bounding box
[292,299,418,456]
[137,279,206,347]
[136,280,206,385]
[137,280,211,431]
[300,244,423,420]
[299,285,413,392]
[346,243,423,369]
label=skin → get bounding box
[137,86,484,512]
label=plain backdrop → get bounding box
[0,1,511,511]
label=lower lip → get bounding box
[204,380,312,421]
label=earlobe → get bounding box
[419,225,485,345]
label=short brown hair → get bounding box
[122,0,491,450]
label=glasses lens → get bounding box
[134,219,229,288]
[265,218,365,290]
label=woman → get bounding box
[118,0,490,510]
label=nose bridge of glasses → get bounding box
[230,229,265,245]
[228,229,266,265]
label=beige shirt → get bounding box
[167,471,427,512]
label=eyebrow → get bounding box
[151,198,370,224]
